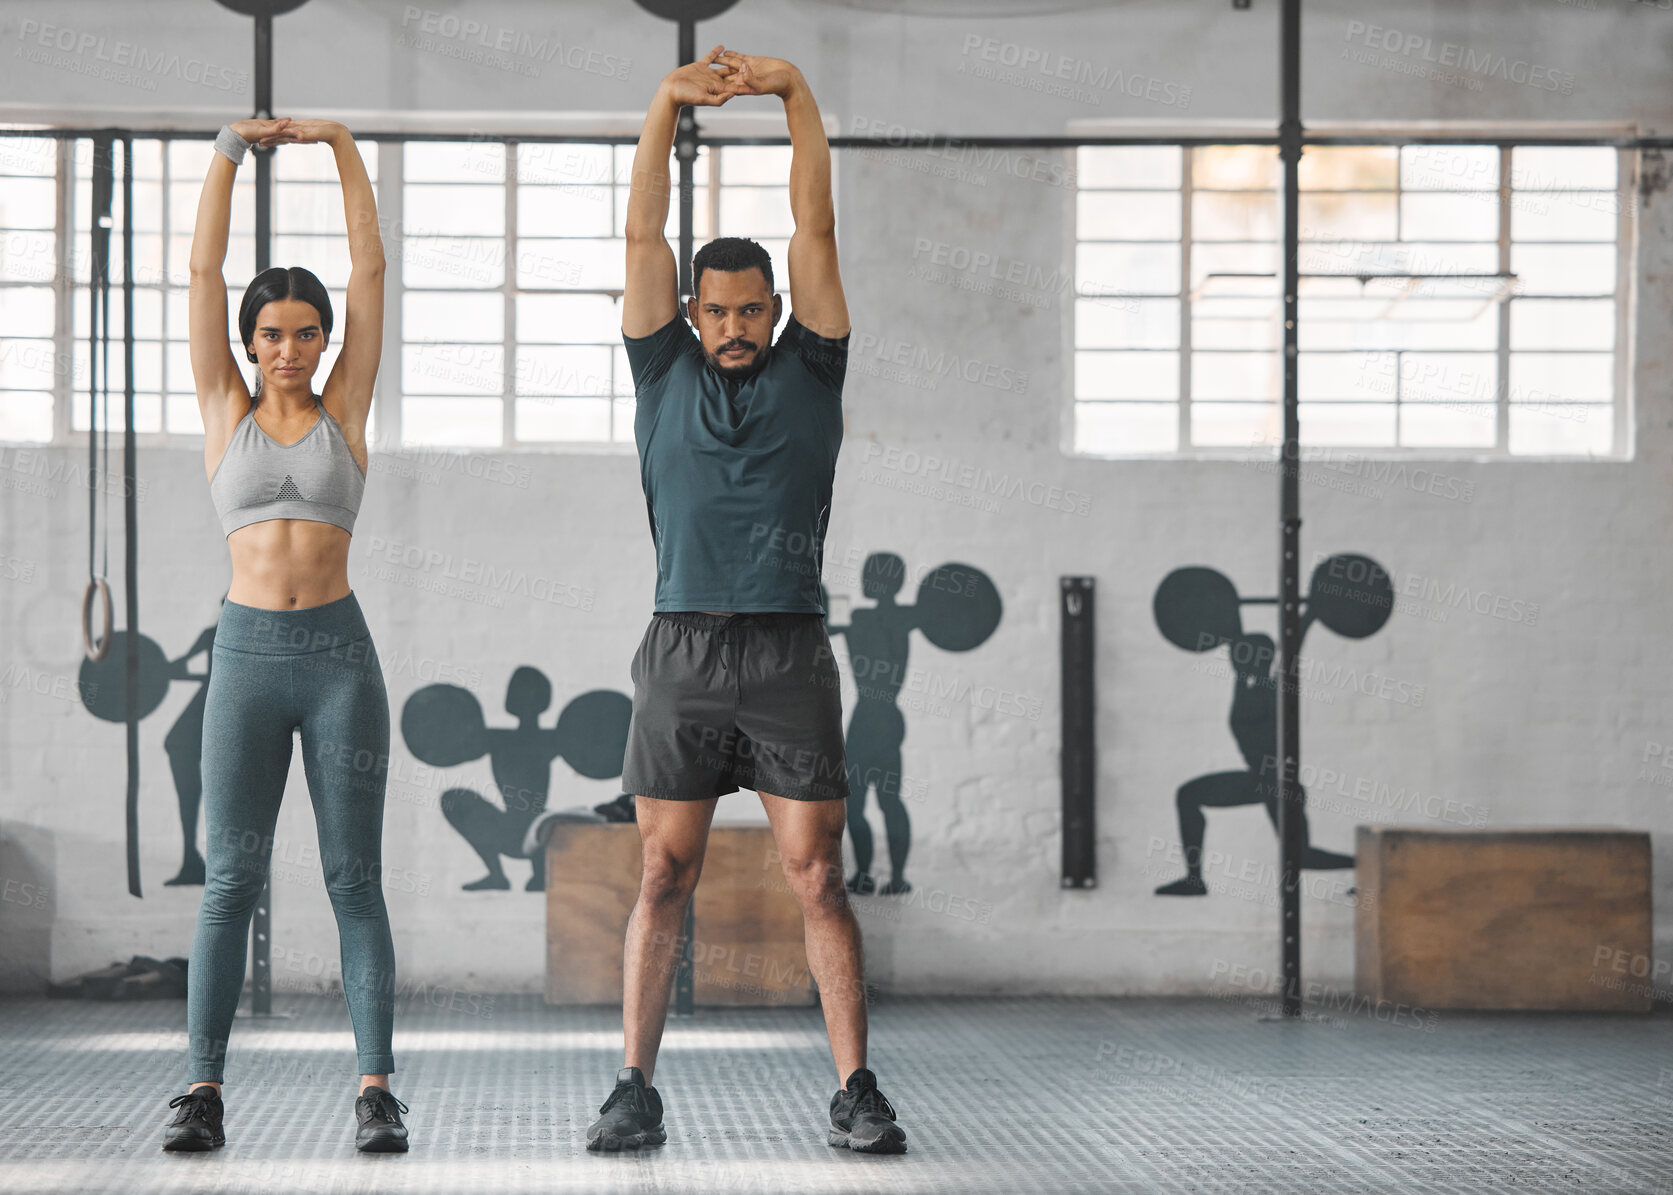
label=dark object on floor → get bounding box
[521,793,637,855]
[48,955,188,1001]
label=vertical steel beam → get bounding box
[1276,0,1304,1018]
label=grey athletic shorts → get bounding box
[621,611,850,802]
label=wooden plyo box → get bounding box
[544,823,815,1007]
[1354,826,1653,1012]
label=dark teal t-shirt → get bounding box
[625,310,847,614]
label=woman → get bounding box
[162,116,409,1154]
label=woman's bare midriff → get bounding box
[224,519,353,609]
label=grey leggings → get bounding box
[187,592,395,1083]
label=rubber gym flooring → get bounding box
[1,992,1669,1193]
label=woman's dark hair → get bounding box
[692,236,774,301]
[238,266,333,400]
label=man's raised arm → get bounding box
[624,47,740,338]
[719,53,849,339]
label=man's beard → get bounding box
[704,339,769,381]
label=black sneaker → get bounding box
[354,1087,410,1153]
[586,1066,666,1151]
[828,1067,906,1154]
[162,1087,225,1151]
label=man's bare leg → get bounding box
[758,791,865,1083]
[623,794,719,1084]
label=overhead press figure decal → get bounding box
[1150,554,1394,896]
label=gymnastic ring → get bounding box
[82,576,113,662]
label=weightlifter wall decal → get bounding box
[823,553,1002,896]
[77,610,221,890]
[399,671,632,892]
[1150,553,1395,897]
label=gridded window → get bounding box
[0,135,58,442]
[57,137,378,440]
[400,140,795,449]
[1074,143,1632,457]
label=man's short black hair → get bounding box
[692,237,774,301]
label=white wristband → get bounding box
[214,125,251,166]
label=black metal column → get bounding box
[1060,578,1096,889]
[250,9,275,1018]
[675,18,697,303]
[1275,0,1304,1018]
[121,137,140,902]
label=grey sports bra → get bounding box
[208,401,366,538]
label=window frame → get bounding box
[4,132,807,456]
[1066,139,1638,462]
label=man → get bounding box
[586,47,906,1156]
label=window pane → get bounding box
[722,147,794,185]
[1509,300,1614,350]
[1075,401,1176,453]
[403,237,504,288]
[1300,352,1394,402]
[516,346,612,396]
[1074,350,1178,400]
[405,291,503,342]
[1400,193,1497,241]
[1300,402,1395,446]
[1077,192,1179,240]
[1193,401,1277,447]
[1299,146,1397,191]
[1077,146,1181,189]
[1193,146,1279,189]
[1193,192,1277,241]
[1399,404,1495,447]
[1299,193,1397,242]
[405,142,504,183]
[277,182,362,235]
[1511,193,1617,242]
[517,143,613,187]
[1400,146,1498,192]
[0,286,54,337]
[1397,353,1497,405]
[1513,147,1616,191]
[404,184,504,237]
[1509,404,1612,455]
[717,187,793,239]
[1,230,54,282]
[1193,292,1280,349]
[516,238,622,291]
[0,178,56,228]
[0,136,57,177]
[611,395,635,440]
[1076,297,1178,348]
[518,185,612,238]
[1509,353,1612,402]
[516,396,611,441]
[0,393,52,440]
[403,343,504,396]
[1076,243,1179,296]
[274,236,349,287]
[276,141,378,182]
[1301,239,1498,278]
[518,293,621,344]
[403,397,502,447]
[1192,352,1278,400]
[1511,244,1614,296]
[167,394,205,435]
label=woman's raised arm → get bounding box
[188,118,292,462]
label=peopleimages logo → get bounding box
[1342,20,1575,94]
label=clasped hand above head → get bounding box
[661,45,805,105]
